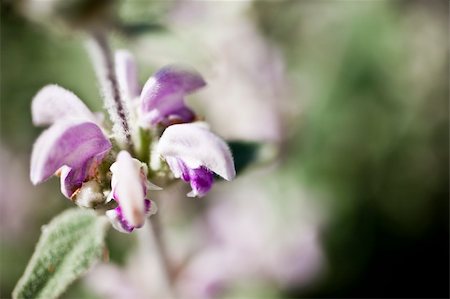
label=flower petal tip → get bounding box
[31,84,95,126]
[153,64,207,93]
[140,65,206,125]
[147,180,163,191]
[115,50,140,101]
[157,123,236,181]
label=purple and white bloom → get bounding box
[115,50,206,127]
[30,48,235,233]
[29,85,158,233]
[30,85,112,199]
[114,49,235,197]
[140,65,206,126]
[106,151,158,233]
[157,122,235,197]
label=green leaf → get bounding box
[119,22,166,37]
[228,141,270,175]
[13,209,110,299]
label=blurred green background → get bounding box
[1,0,448,298]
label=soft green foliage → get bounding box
[228,141,263,176]
[12,209,109,299]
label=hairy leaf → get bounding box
[13,209,109,299]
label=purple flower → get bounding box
[157,123,235,197]
[115,50,206,126]
[115,50,235,197]
[30,85,112,199]
[29,49,236,233]
[106,151,158,233]
[31,86,159,233]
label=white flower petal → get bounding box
[31,85,97,126]
[157,123,236,180]
[165,156,183,179]
[110,151,146,227]
[115,50,140,102]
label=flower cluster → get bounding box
[30,50,235,233]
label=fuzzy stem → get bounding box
[87,30,134,153]
[147,213,176,298]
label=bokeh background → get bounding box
[1,0,448,298]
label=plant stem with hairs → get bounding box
[86,30,134,153]
[87,31,176,295]
[146,213,176,299]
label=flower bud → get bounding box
[73,180,105,208]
